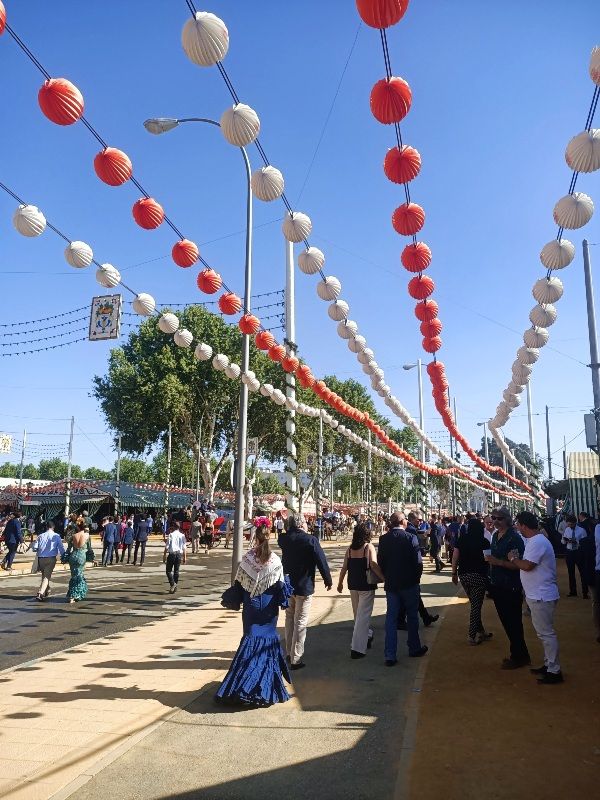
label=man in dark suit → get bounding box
[1,512,23,570]
[278,513,332,670]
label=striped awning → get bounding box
[568,451,600,516]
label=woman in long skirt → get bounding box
[65,522,92,603]
[216,523,292,707]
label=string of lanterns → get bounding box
[354,0,538,491]
[488,47,600,471]
[177,3,534,498]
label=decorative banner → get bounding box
[247,437,259,457]
[89,294,122,341]
[306,453,317,467]
[0,433,13,454]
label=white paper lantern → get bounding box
[337,424,347,434]
[529,303,557,328]
[96,263,121,288]
[250,166,284,201]
[503,388,517,404]
[532,276,563,304]
[158,312,179,334]
[316,276,341,301]
[225,363,241,380]
[362,361,376,375]
[328,299,349,321]
[64,241,93,268]
[173,328,193,348]
[241,370,256,386]
[357,348,374,365]
[132,293,156,316]
[565,129,600,173]
[372,367,384,379]
[337,320,358,339]
[220,103,260,147]
[212,353,230,371]
[181,11,229,66]
[378,384,390,397]
[260,383,274,397]
[524,327,549,348]
[194,342,212,361]
[506,393,521,409]
[247,377,260,393]
[285,397,299,412]
[553,192,594,230]
[282,211,312,243]
[539,238,575,270]
[298,246,324,275]
[272,389,286,406]
[517,346,540,365]
[13,204,47,237]
[507,381,524,394]
[512,361,533,384]
[348,335,367,353]
[591,46,600,85]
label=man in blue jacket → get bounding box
[378,512,428,665]
[1,512,23,570]
[101,516,118,567]
[278,513,332,670]
[133,515,149,566]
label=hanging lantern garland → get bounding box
[488,47,600,469]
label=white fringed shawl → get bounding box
[235,550,284,598]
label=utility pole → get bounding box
[545,405,553,481]
[482,421,489,465]
[195,419,202,502]
[284,238,298,512]
[64,416,75,522]
[563,436,567,479]
[164,422,172,520]
[367,429,372,518]
[315,413,323,536]
[115,434,122,516]
[526,382,536,463]
[18,429,26,494]
[583,239,600,470]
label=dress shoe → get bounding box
[501,657,531,670]
[537,671,564,684]
[423,614,439,627]
[290,662,306,671]
[385,659,397,667]
[567,592,577,597]
[367,635,374,650]
[409,646,428,658]
[350,650,366,659]
[530,665,547,675]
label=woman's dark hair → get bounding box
[254,525,271,564]
[467,518,485,538]
[566,514,577,524]
[351,523,371,550]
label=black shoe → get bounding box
[409,645,428,658]
[423,614,439,627]
[44,588,51,597]
[537,671,564,684]
[567,592,577,597]
[530,665,547,675]
[351,650,366,659]
[583,594,589,599]
[36,593,44,602]
[290,662,306,671]
[367,635,374,650]
[501,657,531,670]
[385,659,397,667]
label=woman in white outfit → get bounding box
[337,524,384,659]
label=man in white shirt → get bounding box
[561,515,589,598]
[510,511,563,684]
[163,521,187,594]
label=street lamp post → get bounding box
[145,117,253,581]
[403,360,426,511]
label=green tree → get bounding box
[0,462,18,478]
[38,458,82,481]
[83,466,113,480]
[118,457,154,484]
[21,464,40,479]
[477,436,543,472]
[255,471,284,495]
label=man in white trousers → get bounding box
[278,513,332,670]
[510,511,563,685]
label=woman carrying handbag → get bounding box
[337,523,384,659]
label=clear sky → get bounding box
[0,0,598,479]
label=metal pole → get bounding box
[583,239,600,468]
[563,436,567,480]
[284,238,298,512]
[316,414,323,532]
[164,422,172,519]
[18,429,26,494]
[545,405,553,481]
[526,382,536,464]
[417,359,425,464]
[367,429,372,518]
[64,416,74,522]
[195,419,202,502]
[115,434,122,516]
[483,421,489,465]
[231,145,253,582]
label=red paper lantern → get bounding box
[238,314,260,335]
[432,373,449,391]
[415,300,438,322]
[172,239,199,268]
[408,275,434,300]
[132,197,164,229]
[422,336,442,354]
[392,202,425,236]
[401,242,432,273]
[38,78,84,126]
[94,147,133,186]
[383,145,421,184]
[268,344,286,362]
[282,355,300,373]
[355,0,409,29]
[196,268,222,294]
[370,76,412,124]
[420,318,443,338]
[0,2,5,35]
[255,330,275,350]
[313,380,327,396]
[426,359,445,377]
[218,292,242,315]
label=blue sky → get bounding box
[0,0,598,478]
